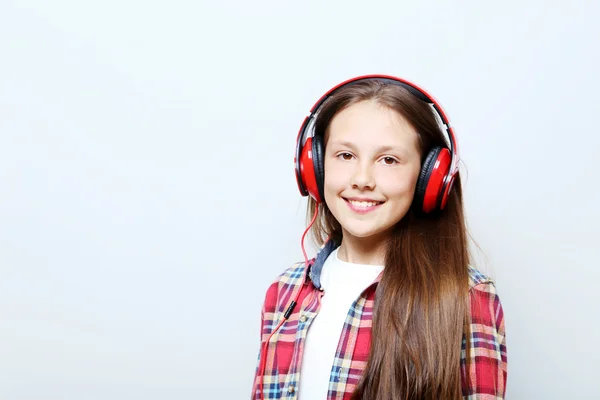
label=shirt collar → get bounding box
[307,239,338,290]
[306,239,384,289]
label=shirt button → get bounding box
[299,315,307,323]
[288,384,295,393]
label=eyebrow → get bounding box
[329,141,409,155]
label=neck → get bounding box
[337,230,389,266]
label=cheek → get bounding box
[377,167,420,197]
[323,160,348,191]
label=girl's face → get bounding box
[323,100,422,243]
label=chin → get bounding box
[327,198,411,240]
[340,223,393,240]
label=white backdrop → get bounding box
[1,1,599,399]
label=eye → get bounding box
[337,152,354,161]
[381,156,399,165]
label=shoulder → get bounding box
[278,261,309,283]
[467,265,495,290]
[467,266,503,306]
[261,261,309,311]
[466,265,504,321]
[270,261,308,291]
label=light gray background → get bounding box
[1,1,599,399]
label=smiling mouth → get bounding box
[343,198,385,212]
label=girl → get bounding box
[252,75,507,400]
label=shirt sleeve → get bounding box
[463,281,508,399]
[250,281,280,399]
[250,289,268,399]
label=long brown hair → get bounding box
[307,80,472,399]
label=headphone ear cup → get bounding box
[298,137,323,203]
[312,135,325,203]
[415,147,451,213]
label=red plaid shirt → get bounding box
[252,241,507,399]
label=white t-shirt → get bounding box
[298,248,384,399]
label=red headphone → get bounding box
[294,74,460,214]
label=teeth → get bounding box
[349,200,380,208]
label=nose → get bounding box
[350,161,375,191]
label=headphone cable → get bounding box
[258,203,319,400]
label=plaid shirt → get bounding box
[252,240,507,399]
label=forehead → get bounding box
[326,100,419,151]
